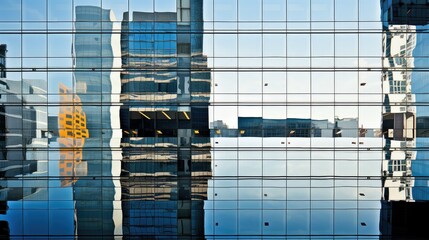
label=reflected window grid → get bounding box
[0,0,426,239]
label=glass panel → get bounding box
[335,0,358,21]
[23,0,47,21]
[239,0,261,21]
[0,1,21,21]
[311,0,334,21]
[263,0,286,21]
[48,0,72,21]
[214,0,237,21]
[287,0,310,21]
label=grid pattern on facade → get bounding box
[0,0,428,239]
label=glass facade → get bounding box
[0,0,427,239]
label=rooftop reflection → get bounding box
[211,117,378,138]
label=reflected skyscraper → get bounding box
[120,0,211,238]
[73,6,122,237]
[0,77,48,224]
[381,0,429,238]
[0,80,38,202]
[381,23,416,201]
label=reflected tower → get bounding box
[0,77,48,229]
[380,0,429,238]
[120,0,211,238]
[0,80,38,205]
[73,5,122,237]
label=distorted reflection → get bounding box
[380,0,429,237]
[73,5,121,237]
[212,116,378,138]
[58,84,89,187]
[0,75,49,236]
[206,137,382,237]
[1,0,429,239]
[0,77,48,198]
[119,0,211,238]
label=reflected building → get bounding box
[73,5,122,237]
[0,78,48,212]
[0,80,38,203]
[380,0,429,201]
[381,0,429,238]
[58,84,89,187]
[4,0,429,238]
[381,22,416,201]
[120,0,211,238]
[381,0,429,25]
[212,117,373,138]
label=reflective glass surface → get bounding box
[0,0,427,239]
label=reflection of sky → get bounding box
[410,25,429,200]
[206,1,383,129]
[413,138,429,200]
[411,24,429,200]
[0,0,383,129]
[411,26,429,200]
[206,137,382,236]
[0,141,75,236]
